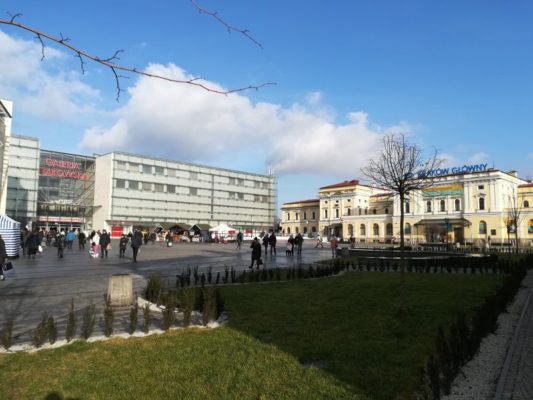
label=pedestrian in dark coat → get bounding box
[262,234,269,255]
[99,229,111,258]
[78,229,86,250]
[119,234,129,258]
[269,233,277,255]
[0,234,7,280]
[131,230,143,262]
[56,233,65,258]
[26,230,40,259]
[250,237,262,269]
[295,233,303,255]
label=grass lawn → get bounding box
[0,272,504,400]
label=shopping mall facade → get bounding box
[0,101,277,236]
[281,165,533,247]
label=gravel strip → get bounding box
[442,271,533,400]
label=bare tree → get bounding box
[361,133,443,311]
[506,189,524,252]
[0,2,274,100]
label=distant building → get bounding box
[279,199,319,236]
[281,166,533,247]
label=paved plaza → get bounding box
[0,238,331,337]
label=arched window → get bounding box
[440,200,445,212]
[358,208,362,215]
[479,197,485,211]
[303,227,308,234]
[385,208,389,214]
[386,223,393,236]
[335,208,339,218]
[287,227,291,234]
[524,200,530,208]
[426,201,432,213]
[324,209,328,218]
[347,208,351,216]
[405,223,411,235]
[373,209,377,215]
[364,209,368,215]
[360,224,366,236]
[455,199,461,211]
[348,224,353,236]
[373,224,379,236]
[312,226,317,233]
[479,220,487,235]
[295,227,299,234]
[405,201,410,213]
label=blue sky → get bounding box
[1,0,533,210]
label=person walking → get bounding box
[330,235,338,258]
[295,233,303,255]
[262,234,269,255]
[119,234,129,258]
[56,233,65,258]
[78,229,86,251]
[131,230,142,262]
[315,234,324,248]
[66,229,76,250]
[26,229,40,259]
[288,234,295,255]
[236,231,243,250]
[250,237,262,269]
[99,229,111,258]
[0,234,7,281]
[269,232,277,255]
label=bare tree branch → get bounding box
[189,0,263,49]
[1,10,273,101]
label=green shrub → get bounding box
[65,298,77,343]
[202,286,217,325]
[128,300,138,335]
[144,274,164,304]
[162,300,176,331]
[81,303,96,340]
[180,287,196,327]
[1,320,13,350]
[33,313,48,348]
[103,297,114,337]
[142,303,151,334]
[47,315,58,345]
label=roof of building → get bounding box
[0,100,12,118]
[519,183,533,188]
[370,192,394,197]
[320,179,360,190]
[283,199,319,205]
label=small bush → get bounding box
[202,286,217,325]
[144,274,164,304]
[1,320,13,350]
[65,298,77,342]
[33,313,48,348]
[103,296,114,337]
[81,303,96,340]
[128,300,138,335]
[162,301,175,331]
[47,315,58,344]
[180,287,196,327]
[142,303,151,334]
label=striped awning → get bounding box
[0,214,21,257]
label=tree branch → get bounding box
[1,11,273,101]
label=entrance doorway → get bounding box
[453,227,464,244]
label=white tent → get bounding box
[0,214,21,257]
[209,224,236,235]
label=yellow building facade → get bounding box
[280,199,320,237]
[281,167,533,247]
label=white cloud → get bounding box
[79,63,411,176]
[466,152,490,165]
[0,30,100,121]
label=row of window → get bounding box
[114,179,270,202]
[115,161,269,188]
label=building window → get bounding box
[426,201,432,213]
[129,163,140,172]
[312,212,316,220]
[360,224,366,236]
[386,223,393,236]
[373,209,377,215]
[373,224,379,236]
[455,199,461,211]
[385,208,389,214]
[347,208,351,216]
[254,181,260,188]
[142,182,152,191]
[237,193,244,200]
[478,185,484,190]
[142,164,152,174]
[155,166,164,175]
[440,200,445,212]
[524,200,530,208]
[303,212,307,220]
[405,201,410,214]
[287,213,290,221]
[312,226,317,233]
[479,220,487,235]
[287,227,291,234]
[115,179,126,189]
[167,169,176,177]
[303,227,308,234]
[154,183,164,193]
[479,197,485,210]
[295,212,299,221]
[116,161,127,170]
[167,184,175,193]
[359,208,362,215]
[190,172,198,180]
[295,227,299,234]
[335,209,339,218]
[129,180,139,190]
[405,223,411,235]
[324,209,328,219]
[364,209,368,215]
[190,187,198,196]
